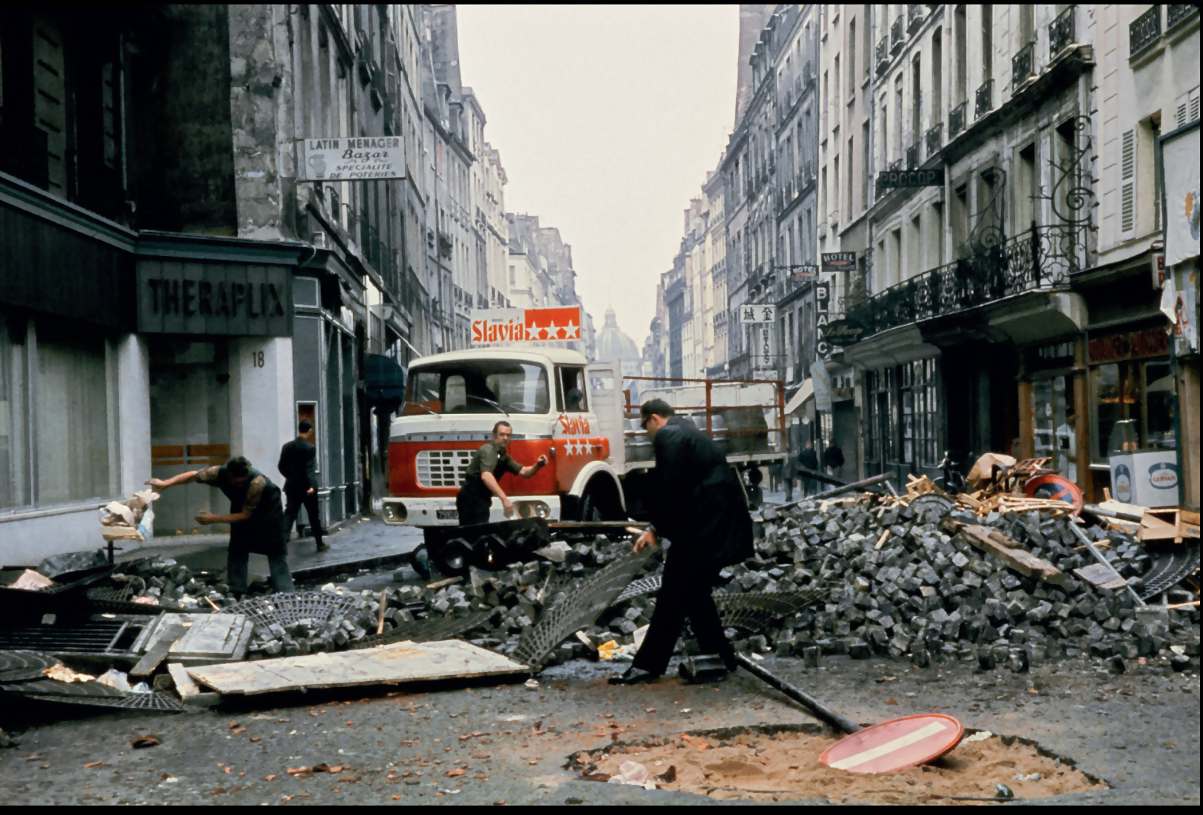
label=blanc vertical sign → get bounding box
[815,277,832,359]
[299,137,405,181]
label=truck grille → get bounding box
[416,449,472,488]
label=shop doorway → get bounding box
[148,340,231,536]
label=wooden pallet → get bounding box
[1139,508,1201,544]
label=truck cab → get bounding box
[382,348,619,526]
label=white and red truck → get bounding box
[382,338,787,530]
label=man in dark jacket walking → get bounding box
[279,420,327,551]
[798,441,820,497]
[823,441,845,479]
[609,399,753,685]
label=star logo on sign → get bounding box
[565,320,579,339]
[546,320,560,339]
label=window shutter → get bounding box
[1120,129,1136,233]
[1177,87,1201,127]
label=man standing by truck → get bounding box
[609,399,753,685]
[146,456,293,600]
[456,421,549,526]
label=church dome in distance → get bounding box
[596,307,640,363]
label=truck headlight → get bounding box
[382,502,407,522]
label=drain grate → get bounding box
[1138,544,1201,600]
[713,588,830,629]
[613,576,661,605]
[348,610,497,650]
[512,550,654,669]
[221,591,365,627]
[25,690,185,712]
[0,651,63,684]
[0,620,147,658]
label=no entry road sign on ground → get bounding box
[820,714,964,773]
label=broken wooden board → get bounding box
[941,519,1065,585]
[1139,509,1184,543]
[186,639,527,696]
[167,662,221,707]
[130,623,188,677]
[1074,562,1129,590]
[134,613,252,666]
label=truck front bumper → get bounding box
[381,496,563,526]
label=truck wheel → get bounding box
[579,486,614,522]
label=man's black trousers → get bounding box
[632,551,734,676]
[283,490,325,545]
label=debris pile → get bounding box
[751,492,1199,668]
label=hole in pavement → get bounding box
[565,723,1108,804]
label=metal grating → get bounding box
[86,586,199,616]
[8,678,127,697]
[0,651,62,684]
[713,588,830,629]
[512,550,655,669]
[416,449,472,489]
[221,591,365,627]
[0,620,142,657]
[1138,544,1201,600]
[348,610,496,650]
[26,691,185,712]
[614,575,662,605]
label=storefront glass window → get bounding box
[1092,361,1146,462]
[0,315,32,509]
[1144,362,1175,449]
[34,322,120,505]
[1033,375,1077,483]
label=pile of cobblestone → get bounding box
[746,497,1199,671]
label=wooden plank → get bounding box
[130,623,188,677]
[1074,562,1127,588]
[167,662,222,707]
[940,519,1065,585]
[186,639,527,696]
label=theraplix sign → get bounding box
[299,137,405,181]
[471,306,583,344]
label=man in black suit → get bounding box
[609,399,753,685]
[279,420,327,551]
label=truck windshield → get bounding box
[407,360,550,415]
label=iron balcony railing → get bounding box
[1050,5,1076,57]
[1130,6,1161,56]
[845,223,1083,342]
[975,78,993,120]
[876,37,890,75]
[906,143,919,170]
[925,122,942,158]
[1167,4,1197,31]
[891,16,905,53]
[1012,41,1036,89]
[949,102,967,138]
[888,157,903,171]
[908,4,925,33]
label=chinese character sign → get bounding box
[742,304,775,324]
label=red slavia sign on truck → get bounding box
[382,314,788,529]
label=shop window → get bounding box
[1091,358,1175,461]
[1033,375,1077,483]
[0,314,120,509]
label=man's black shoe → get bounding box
[678,655,731,684]
[608,667,660,686]
[316,542,330,552]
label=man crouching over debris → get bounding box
[609,400,753,685]
[146,456,293,600]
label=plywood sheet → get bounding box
[187,639,527,695]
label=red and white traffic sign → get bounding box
[820,714,963,774]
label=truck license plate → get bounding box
[436,509,458,520]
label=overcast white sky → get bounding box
[455,5,740,350]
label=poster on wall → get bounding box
[1161,123,1199,267]
[812,358,832,413]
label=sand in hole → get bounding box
[589,729,1107,805]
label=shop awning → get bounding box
[365,353,406,401]
[785,378,814,415]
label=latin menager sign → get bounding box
[300,137,405,181]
